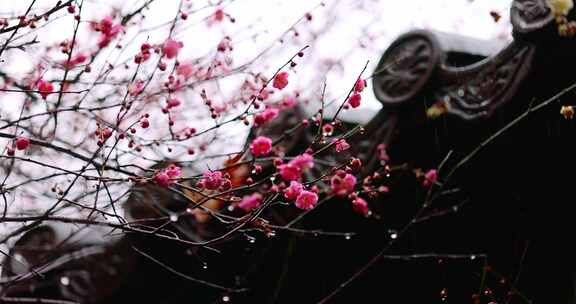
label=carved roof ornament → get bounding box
[372,0,576,120]
[511,0,555,34]
[372,31,441,107]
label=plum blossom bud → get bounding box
[37,80,54,99]
[15,137,30,150]
[352,197,370,216]
[354,78,365,93]
[347,93,361,108]
[422,169,438,187]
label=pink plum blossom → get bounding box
[331,172,357,196]
[238,193,263,212]
[295,190,318,210]
[273,71,289,90]
[335,139,351,152]
[199,170,224,190]
[163,38,183,59]
[278,164,301,181]
[37,80,54,99]
[422,169,438,187]
[283,181,303,200]
[352,197,370,216]
[250,136,273,157]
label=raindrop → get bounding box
[270,176,276,182]
[222,295,231,302]
[227,205,235,212]
[470,255,476,260]
[202,263,208,269]
[169,214,178,222]
[344,234,352,240]
[60,276,70,286]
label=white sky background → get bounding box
[0,0,513,120]
[0,0,513,252]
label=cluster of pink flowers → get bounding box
[347,78,366,108]
[197,170,231,191]
[153,165,182,187]
[94,16,124,48]
[277,153,314,181]
[283,181,303,200]
[282,181,319,210]
[134,42,153,64]
[330,170,357,196]
[250,136,273,157]
[5,136,30,156]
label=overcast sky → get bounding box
[1,0,513,121]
